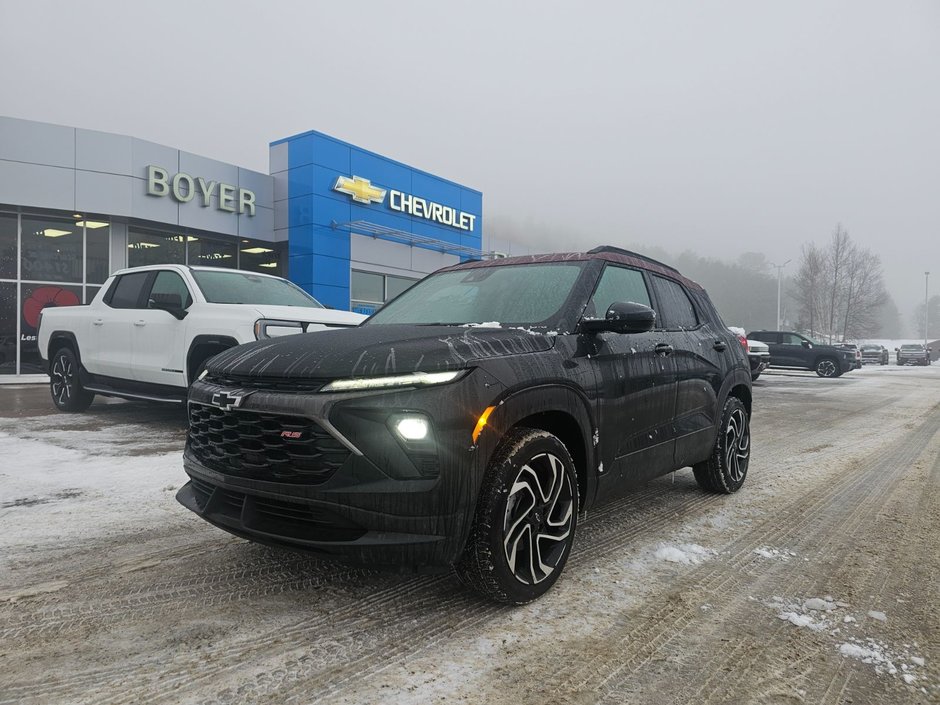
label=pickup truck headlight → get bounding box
[320,370,465,393]
[254,319,304,339]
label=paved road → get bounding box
[0,366,937,704]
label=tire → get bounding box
[815,357,840,378]
[693,397,750,494]
[49,346,94,412]
[455,427,579,605]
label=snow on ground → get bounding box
[653,543,713,565]
[762,594,931,691]
[0,426,185,568]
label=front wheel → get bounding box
[49,347,94,412]
[815,358,840,378]
[693,397,751,494]
[455,428,579,604]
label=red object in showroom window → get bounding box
[23,286,80,329]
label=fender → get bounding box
[186,335,239,381]
[473,381,600,511]
[717,368,753,416]
[46,331,82,365]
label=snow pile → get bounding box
[461,321,501,328]
[763,595,929,690]
[653,543,713,565]
[753,546,796,560]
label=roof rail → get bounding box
[586,245,682,275]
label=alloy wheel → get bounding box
[817,360,837,377]
[50,354,74,406]
[502,452,574,585]
[725,408,750,483]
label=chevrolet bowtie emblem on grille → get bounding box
[210,390,253,411]
[333,175,387,205]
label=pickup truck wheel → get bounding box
[693,397,750,494]
[455,428,578,605]
[50,347,94,412]
[815,358,839,378]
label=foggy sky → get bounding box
[1,1,937,320]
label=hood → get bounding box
[206,324,557,380]
[246,304,366,326]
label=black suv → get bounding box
[177,247,752,603]
[747,331,857,377]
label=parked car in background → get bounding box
[178,246,753,604]
[860,344,889,365]
[747,331,857,378]
[896,344,931,366]
[37,265,366,411]
[729,328,770,381]
[837,343,863,369]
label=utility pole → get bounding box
[770,260,791,330]
[926,271,931,346]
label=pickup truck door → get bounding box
[131,270,191,389]
[83,271,150,380]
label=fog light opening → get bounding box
[396,416,430,441]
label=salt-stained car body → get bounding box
[38,265,365,411]
[177,247,753,604]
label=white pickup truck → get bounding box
[37,264,366,411]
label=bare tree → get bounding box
[824,224,852,343]
[793,242,826,335]
[841,247,886,339]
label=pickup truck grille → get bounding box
[187,403,350,484]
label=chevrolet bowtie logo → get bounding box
[333,175,387,205]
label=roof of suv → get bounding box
[444,246,703,291]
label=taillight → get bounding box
[736,334,749,352]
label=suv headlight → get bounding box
[320,370,465,393]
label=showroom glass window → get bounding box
[0,213,16,279]
[239,238,285,276]
[0,281,15,375]
[351,270,420,314]
[21,215,82,283]
[189,235,236,268]
[82,218,110,283]
[128,229,186,268]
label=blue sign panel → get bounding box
[271,130,483,311]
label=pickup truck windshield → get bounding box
[191,271,322,307]
[366,263,584,327]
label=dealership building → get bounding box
[0,116,486,378]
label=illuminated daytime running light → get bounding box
[321,370,463,393]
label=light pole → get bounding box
[926,271,930,346]
[770,259,791,330]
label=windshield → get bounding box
[191,270,323,307]
[900,344,923,350]
[366,263,585,327]
[861,346,880,351]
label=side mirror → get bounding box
[150,293,187,320]
[895,347,900,352]
[801,340,811,349]
[581,301,656,335]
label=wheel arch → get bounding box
[48,331,82,365]
[477,383,597,512]
[186,335,239,383]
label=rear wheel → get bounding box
[693,397,750,494]
[815,357,840,377]
[49,347,94,412]
[455,427,578,604]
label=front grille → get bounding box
[187,477,365,542]
[187,403,350,484]
[203,373,325,393]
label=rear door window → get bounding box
[650,275,698,330]
[106,272,151,309]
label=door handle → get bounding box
[713,340,728,352]
[92,319,104,326]
[134,320,146,327]
[654,343,674,356]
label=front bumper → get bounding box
[176,371,500,570]
[747,353,770,375]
